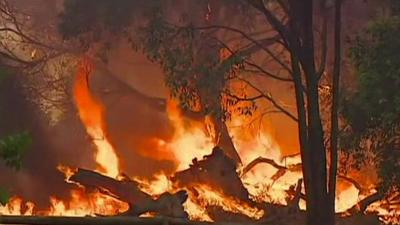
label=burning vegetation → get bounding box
[0,58,398,223]
[0,1,400,225]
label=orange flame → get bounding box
[1,58,398,224]
[164,100,214,170]
[73,57,119,178]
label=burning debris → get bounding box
[60,147,263,221]
[172,146,250,203]
[68,168,188,218]
[0,55,398,225]
[0,148,389,225]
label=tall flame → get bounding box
[73,58,119,178]
[165,100,214,170]
[1,57,398,224]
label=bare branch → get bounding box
[215,38,293,83]
[235,76,298,122]
[244,0,291,45]
[237,35,281,56]
[241,156,287,177]
[244,60,292,82]
[193,24,292,73]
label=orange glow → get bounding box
[46,189,128,216]
[0,190,128,216]
[1,60,398,223]
[187,184,264,220]
[73,58,119,178]
[164,100,214,171]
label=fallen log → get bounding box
[69,168,188,218]
[345,192,383,215]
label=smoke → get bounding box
[0,55,177,208]
[0,0,382,210]
[0,0,176,208]
[0,75,95,209]
[88,59,177,177]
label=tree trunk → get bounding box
[329,0,343,223]
[291,0,332,224]
[209,115,242,165]
[305,82,330,225]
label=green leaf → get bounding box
[0,187,10,205]
[0,132,32,170]
[343,16,400,193]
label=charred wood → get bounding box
[344,192,383,215]
[69,168,188,218]
[171,147,250,202]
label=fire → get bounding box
[1,59,398,223]
[133,174,263,221]
[0,198,34,216]
[46,189,128,216]
[73,58,120,178]
[187,185,264,219]
[164,101,214,171]
[0,190,128,217]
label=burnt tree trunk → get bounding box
[288,1,332,225]
[305,82,330,225]
[212,116,242,165]
[329,0,343,223]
